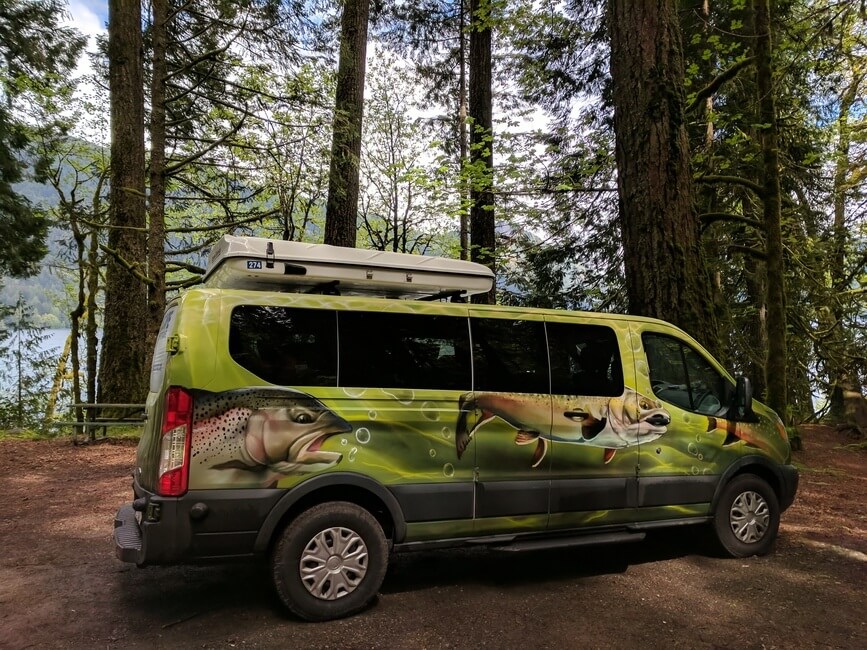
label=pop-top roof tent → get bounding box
[202,235,494,300]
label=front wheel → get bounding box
[712,474,780,558]
[271,502,389,621]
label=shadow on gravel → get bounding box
[381,525,710,594]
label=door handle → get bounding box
[564,410,588,421]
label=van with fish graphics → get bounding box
[114,237,798,621]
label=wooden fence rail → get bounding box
[56,403,146,442]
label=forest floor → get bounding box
[0,425,864,649]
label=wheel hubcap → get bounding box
[299,526,368,600]
[729,490,770,544]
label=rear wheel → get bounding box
[271,502,389,621]
[712,474,780,557]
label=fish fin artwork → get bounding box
[191,388,352,488]
[455,389,671,467]
[514,430,548,467]
[708,416,768,452]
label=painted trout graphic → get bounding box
[456,389,671,466]
[190,388,351,487]
[708,416,776,454]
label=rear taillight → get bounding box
[157,387,193,496]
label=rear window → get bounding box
[149,307,178,393]
[229,306,337,386]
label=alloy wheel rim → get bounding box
[729,490,770,544]
[299,526,368,600]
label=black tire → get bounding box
[271,501,389,621]
[712,474,780,558]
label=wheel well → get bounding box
[730,464,782,503]
[267,485,396,554]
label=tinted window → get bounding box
[471,318,549,393]
[547,322,624,396]
[229,306,337,386]
[643,333,729,415]
[339,312,471,390]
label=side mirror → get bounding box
[732,376,755,421]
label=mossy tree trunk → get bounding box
[753,0,787,420]
[146,0,168,362]
[469,0,495,304]
[607,0,719,353]
[324,0,370,248]
[100,0,148,404]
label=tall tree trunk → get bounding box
[827,69,862,421]
[753,0,787,420]
[608,0,719,352]
[324,0,370,248]
[100,0,148,404]
[469,0,495,304]
[458,0,469,261]
[147,0,168,363]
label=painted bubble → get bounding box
[340,438,348,447]
[348,447,358,462]
[368,410,378,420]
[691,466,700,475]
[343,387,366,398]
[442,463,455,478]
[421,402,439,421]
[429,449,437,458]
[696,434,703,442]
[687,442,698,456]
[697,454,704,461]
[355,427,371,444]
[441,427,451,439]
[383,388,414,404]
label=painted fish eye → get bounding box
[293,411,315,424]
[639,399,652,410]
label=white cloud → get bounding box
[63,0,107,78]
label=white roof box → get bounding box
[202,235,494,299]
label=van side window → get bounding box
[471,318,549,393]
[643,333,729,415]
[229,306,337,386]
[547,322,624,396]
[339,312,471,390]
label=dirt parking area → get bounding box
[0,426,864,649]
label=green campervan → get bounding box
[115,235,798,621]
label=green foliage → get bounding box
[0,0,86,277]
[0,293,62,429]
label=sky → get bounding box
[64,0,107,77]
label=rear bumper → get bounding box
[114,504,144,564]
[113,482,283,565]
[778,464,799,511]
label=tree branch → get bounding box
[700,211,763,231]
[686,57,756,113]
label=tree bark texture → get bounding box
[753,0,787,420]
[147,0,168,364]
[469,0,495,304]
[827,69,862,421]
[325,0,370,248]
[608,0,719,352]
[100,0,148,404]
[458,0,469,261]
